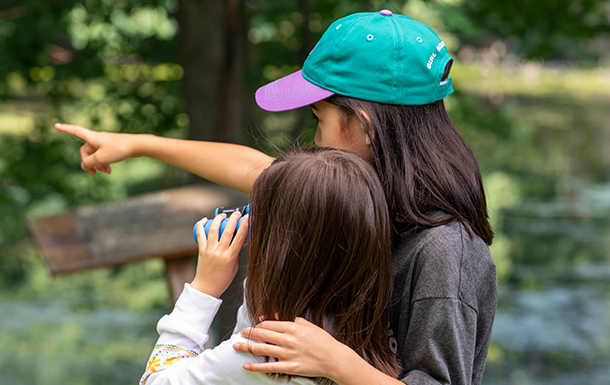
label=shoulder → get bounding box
[393,221,496,309]
[196,335,316,385]
[394,220,492,270]
[199,334,267,380]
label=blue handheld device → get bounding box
[193,204,249,243]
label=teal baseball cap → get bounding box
[256,10,454,111]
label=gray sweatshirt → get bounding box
[390,220,497,385]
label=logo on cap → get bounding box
[427,53,437,69]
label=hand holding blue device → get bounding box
[193,204,249,243]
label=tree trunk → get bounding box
[290,0,313,139]
[177,0,248,144]
[175,0,251,341]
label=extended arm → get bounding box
[55,124,274,193]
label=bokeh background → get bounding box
[1,0,610,384]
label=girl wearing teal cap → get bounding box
[56,10,496,385]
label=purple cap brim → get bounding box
[255,70,335,112]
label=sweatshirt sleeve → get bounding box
[140,284,297,385]
[140,283,222,385]
[393,223,496,385]
[399,298,478,385]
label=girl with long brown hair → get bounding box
[140,147,401,385]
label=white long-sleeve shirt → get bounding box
[141,283,315,385]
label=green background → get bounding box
[1,0,609,384]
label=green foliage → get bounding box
[1,1,610,384]
[0,247,169,385]
[246,0,406,84]
[0,0,185,289]
[461,0,610,61]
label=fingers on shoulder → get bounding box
[258,320,298,333]
[294,317,313,325]
[244,361,300,374]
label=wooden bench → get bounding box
[27,184,249,306]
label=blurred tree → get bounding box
[177,0,250,143]
[0,0,186,287]
[461,0,610,61]
[1,3,610,383]
[1,0,608,288]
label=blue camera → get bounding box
[193,204,249,243]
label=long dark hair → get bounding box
[246,147,401,380]
[325,95,494,245]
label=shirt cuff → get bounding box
[156,283,223,348]
[173,283,222,326]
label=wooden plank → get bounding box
[28,184,249,275]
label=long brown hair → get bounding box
[326,95,494,245]
[246,147,401,380]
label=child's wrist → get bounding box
[189,278,221,299]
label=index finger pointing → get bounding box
[55,123,94,142]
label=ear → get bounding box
[358,108,371,124]
[358,108,374,142]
